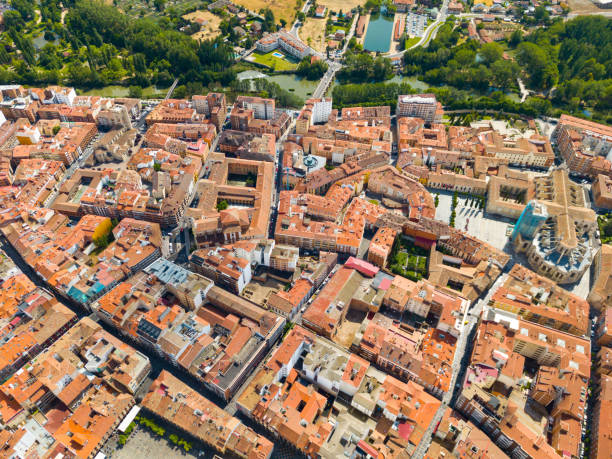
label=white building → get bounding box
[255,31,312,60]
[235,96,276,120]
[396,94,438,122]
[310,98,332,124]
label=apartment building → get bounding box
[255,30,312,60]
[191,92,227,130]
[592,173,612,209]
[97,103,132,130]
[142,371,273,459]
[553,114,612,176]
[480,131,554,168]
[145,99,200,125]
[588,244,612,311]
[367,226,398,268]
[396,94,439,122]
[236,326,441,458]
[189,246,252,294]
[234,95,275,120]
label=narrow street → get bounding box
[411,273,507,458]
[0,236,298,457]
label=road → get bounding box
[517,77,530,103]
[290,0,312,35]
[312,61,341,99]
[341,13,359,55]
[164,78,179,100]
[410,272,507,458]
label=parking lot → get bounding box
[406,13,427,37]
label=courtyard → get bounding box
[388,236,429,281]
[241,276,287,306]
[334,308,367,348]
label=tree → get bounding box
[173,84,187,98]
[2,10,25,29]
[10,0,35,21]
[52,124,61,135]
[262,8,275,32]
[216,200,228,211]
[509,29,523,48]
[479,42,503,65]
[338,52,393,83]
[133,53,147,73]
[516,42,558,90]
[491,59,519,91]
[297,58,328,80]
[153,0,165,11]
[534,6,550,24]
[38,44,61,70]
[93,233,110,249]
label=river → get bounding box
[387,75,430,91]
[237,71,320,99]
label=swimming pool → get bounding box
[272,51,285,58]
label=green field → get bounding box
[405,37,420,49]
[331,24,348,34]
[251,50,299,71]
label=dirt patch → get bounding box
[183,10,222,41]
[316,0,368,11]
[300,17,327,53]
[567,0,606,13]
[334,308,367,349]
[233,0,300,25]
[241,278,285,307]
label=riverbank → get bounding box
[76,85,170,98]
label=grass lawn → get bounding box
[331,24,348,34]
[405,37,420,49]
[251,50,298,71]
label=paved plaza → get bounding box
[432,190,513,251]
